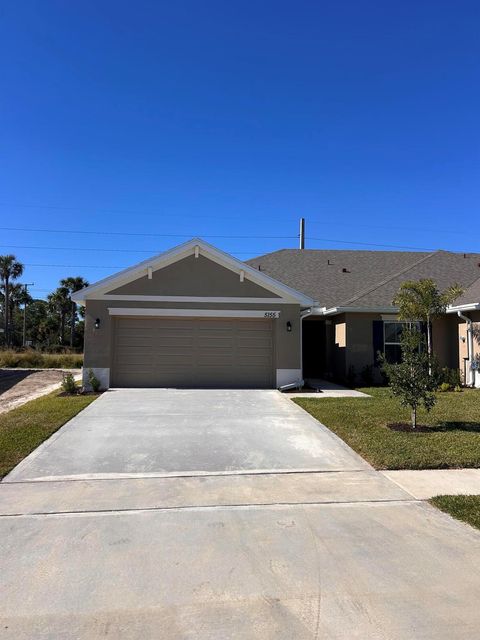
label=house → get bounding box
[247,248,480,387]
[73,239,480,389]
[448,276,480,387]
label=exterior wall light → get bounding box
[94,318,101,329]
[286,321,292,333]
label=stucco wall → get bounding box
[107,254,280,298]
[330,312,461,384]
[345,312,378,374]
[432,315,459,369]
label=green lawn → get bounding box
[295,387,480,469]
[0,390,99,478]
[430,495,480,531]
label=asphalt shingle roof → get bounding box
[455,276,480,306]
[246,249,480,309]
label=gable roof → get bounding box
[246,249,480,311]
[72,238,315,306]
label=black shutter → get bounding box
[372,320,384,366]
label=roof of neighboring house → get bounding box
[246,249,480,310]
[454,276,480,307]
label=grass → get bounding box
[0,349,83,369]
[0,389,99,478]
[430,495,480,531]
[294,387,480,469]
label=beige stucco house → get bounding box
[73,239,480,389]
[448,277,480,387]
[73,239,314,389]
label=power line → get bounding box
[306,237,435,251]
[2,239,443,253]
[0,244,265,255]
[0,226,296,240]
[0,202,298,221]
[25,263,126,269]
[0,230,441,252]
[307,219,469,236]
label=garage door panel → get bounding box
[112,317,274,388]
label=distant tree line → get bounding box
[0,254,88,351]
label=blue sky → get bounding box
[0,0,479,298]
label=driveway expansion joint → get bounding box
[0,498,421,519]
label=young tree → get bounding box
[0,254,24,346]
[393,279,463,372]
[380,326,437,429]
[60,277,89,347]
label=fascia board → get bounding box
[322,305,400,316]
[447,303,480,313]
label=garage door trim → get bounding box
[108,307,281,318]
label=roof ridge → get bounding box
[338,250,439,306]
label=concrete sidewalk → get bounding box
[382,469,480,499]
[284,378,370,399]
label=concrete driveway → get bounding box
[1,389,480,638]
[6,389,372,481]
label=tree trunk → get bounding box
[70,301,76,347]
[60,312,65,344]
[427,315,432,376]
[411,406,417,429]
[4,276,9,347]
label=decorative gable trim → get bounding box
[72,238,315,306]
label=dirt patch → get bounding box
[0,368,82,414]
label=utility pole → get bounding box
[299,217,305,249]
[22,282,34,347]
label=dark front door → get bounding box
[302,320,326,378]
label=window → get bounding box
[383,321,420,363]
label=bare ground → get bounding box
[0,369,82,414]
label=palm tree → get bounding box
[60,277,89,347]
[393,279,463,373]
[47,287,71,345]
[2,283,32,346]
[0,255,24,346]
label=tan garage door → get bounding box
[111,316,274,388]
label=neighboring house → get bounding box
[247,248,480,388]
[447,276,480,387]
[73,239,480,389]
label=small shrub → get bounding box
[454,385,463,393]
[88,369,101,392]
[438,382,452,393]
[439,367,462,388]
[360,364,374,386]
[61,372,77,394]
